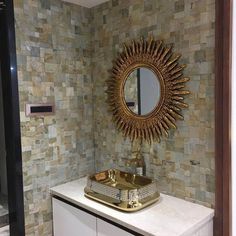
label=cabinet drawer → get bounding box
[52,198,96,236]
[97,218,134,236]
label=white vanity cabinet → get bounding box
[52,198,133,236]
[51,178,214,236]
[53,198,96,236]
[97,218,133,236]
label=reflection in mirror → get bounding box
[124,68,160,116]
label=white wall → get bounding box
[232,1,236,234]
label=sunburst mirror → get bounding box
[106,36,190,143]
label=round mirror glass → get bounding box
[124,67,161,116]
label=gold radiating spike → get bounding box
[143,40,147,53]
[110,72,118,78]
[172,95,184,101]
[106,83,117,89]
[159,121,169,137]
[114,116,121,126]
[172,84,185,90]
[121,52,128,61]
[135,129,139,140]
[132,40,136,55]
[153,41,162,57]
[166,112,176,123]
[146,130,150,143]
[105,90,115,95]
[147,36,154,53]
[107,37,189,142]
[106,79,112,83]
[148,128,153,143]
[151,125,159,141]
[130,128,134,141]
[156,47,164,61]
[163,116,177,129]
[118,120,126,131]
[172,77,190,84]
[114,59,122,67]
[169,108,184,120]
[150,40,157,55]
[139,129,143,140]
[124,44,132,59]
[163,52,173,64]
[136,41,140,54]
[112,67,119,73]
[161,120,169,131]
[140,37,144,53]
[124,124,130,137]
[167,106,181,113]
[170,65,186,75]
[137,41,142,54]
[173,90,190,95]
[154,125,162,137]
[169,73,183,80]
[160,47,172,62]
[118,54,125,63]
[127,45,133,56]
[144,128,148,142]
[166,62,178,72]
[173,100,188,108]
[154,130,161,143]
[166,54,181,67]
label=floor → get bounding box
[0,226,9,236]
[0,194,8,228]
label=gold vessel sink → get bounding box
[84,169,160,212]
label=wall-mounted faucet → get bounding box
[126,140,146,176]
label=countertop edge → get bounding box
[180,212,214,236]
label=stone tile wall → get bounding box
[91,0,215,208]
[14,0,94,235]
[14,0,215,235]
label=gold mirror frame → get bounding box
[106,37,190,143]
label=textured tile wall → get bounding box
[14,0,94,235]
[91,0,215,208]
[14,0,215,234]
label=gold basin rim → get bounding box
[84,169,160,212]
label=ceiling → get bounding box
[63,0,109,8]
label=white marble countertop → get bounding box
[50,177,214,236]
